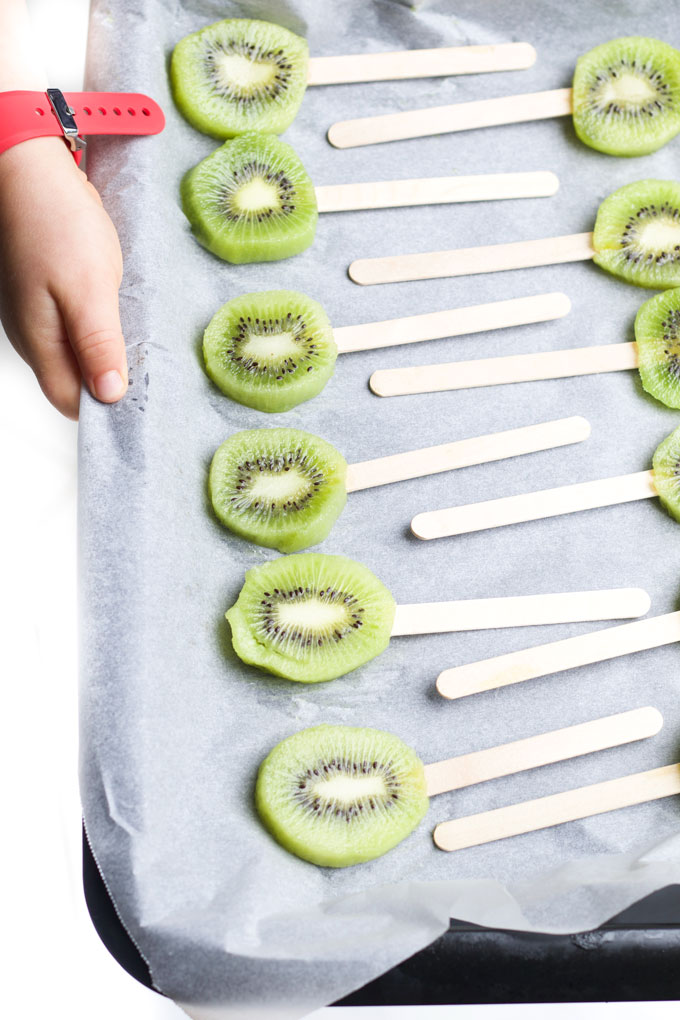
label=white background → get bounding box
[0,1,677,1016]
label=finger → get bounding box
[17,317,83,420]
[57,274,128,405]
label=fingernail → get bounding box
[94,370,126,402]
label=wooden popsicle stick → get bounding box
[307,42,537,86]
[328,87,573,148]
[333,292,571,355]
[314,171,558,213]
[437,612,680,701]
[345,416,590,493]
[371,342,639,398]
[433,763,680,853]
[423,707,663,797]
[411,470,658,541]
[390,587,651,637]
[349,232,595,286]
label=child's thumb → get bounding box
[60,279,128,404]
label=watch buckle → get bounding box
[46,88,87,154]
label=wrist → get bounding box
[0,135,76,185]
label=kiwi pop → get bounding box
[370,288,680,411]
[225,552,650,683]
[349,179,680,289]
[411,423,680,541]
[181,132,558,264]
[208,420,590,552]
[256,709,662,866]
[329,36,680,154]
[203,290,570,412]
[171,18,536,139]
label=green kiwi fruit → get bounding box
[593,180,680,288]
[572,37,680,157]
[170,18,309,139]
[203,291,337,412]
[209,429,347,553]
[652,424,680,522]
[181,133,318,264]
[635,288,680,407]
[256,724,429,867]
[226,553,396,683]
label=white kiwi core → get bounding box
[598,72,658,108]
[638,219,680,252]
[275,598,349,632]
[234,178,280,213]
[213,52,277,93]
[248,469,311,502]
[311,774,387,804]
[240,331,299,362]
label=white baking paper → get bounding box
[79,1,680,1016]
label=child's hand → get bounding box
[0,136,128,420]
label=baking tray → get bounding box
[82,832,680,1004]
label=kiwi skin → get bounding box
[256,724,429,867]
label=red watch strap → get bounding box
[0,90,165,164]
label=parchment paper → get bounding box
[79,1,680,1016]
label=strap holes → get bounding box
[142,108,150,116]
[35,107,45,116]
[113,106,121,115]
[127,107,136,116]
[98,106,107,115]
[83,106,92,115]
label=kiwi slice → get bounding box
[210,428,347,553]
[635,288,680,407]
[593,180,680,289]
[572,37,680,157]
[203,291,337,412]
[652,424,680,523]
[256,724,429,867]
[226,553,396,683]
[170,18,309,139]
[181,133,318,264]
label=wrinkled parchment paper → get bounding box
[79,1,680,1016]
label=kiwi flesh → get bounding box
[593,180,680,289]
[635,288,680,407]
[652,424,680,523]
[171,18,309,139]
[256,724,429,867]
[181,132,318,264]
[210,429,347,553]
[226,553,396,683]
[572,37,680,157]
[203,291,337,412]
